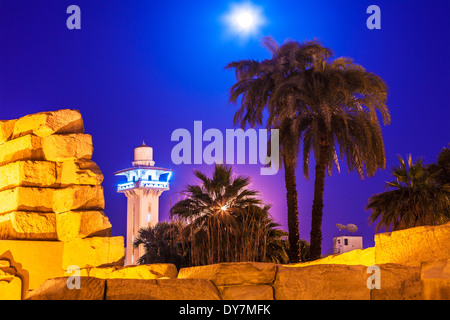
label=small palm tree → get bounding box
[170,163,288,265]
[367,154,450,231]
[133,220,187,268]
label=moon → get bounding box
[222,2,266,40]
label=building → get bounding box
[332,235,363,254]
[115,139,172,265]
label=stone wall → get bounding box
[25,222,450,300]
[0,109,124,297]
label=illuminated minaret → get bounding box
[115,139,172,265]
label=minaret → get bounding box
[114,139,172,265]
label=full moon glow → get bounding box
[222,2,266,40]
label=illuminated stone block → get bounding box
[0,237,124,291]
[0,161,58,191]
[105,278,221,300]
[62,236,124,270]
[72,263,178,279]
[0,211,56,240]
[0,273,22,300]
[375,222,450,267]
[56,210,111,241]
[26,277,105,300]
[58,159,104,186]
[0,185,104,215]
[0,119,16,144]
[11,109,84,139]
[421,259,450,300]
[0,210,111,241]
[178,262,277,286]
[0,133,93,166]
[219,285,274,300]
[52,185,105,214]
[0,160,103,192]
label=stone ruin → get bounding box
[0,109,449,300]
[0,109,124,298]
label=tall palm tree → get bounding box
[367,154,450,231]
[271,56,390,259]
[226,36,332,262]
[170,163,287,265]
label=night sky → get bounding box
[1,0,449,254]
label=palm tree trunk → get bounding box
[310,140,329,260]
[284,159,301,263]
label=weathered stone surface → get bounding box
[178,262,277,286]
[58,159,103,186]
[52,185,105,214]
[289,247,375,268]
[56,210,111,241]
[375,223,450,267]
[370,264,421,300]
[0,119,16,144]
[105,278,221,300]
[0,160,103,191]
[0,161,57,191]
[74,263,178,279]
[0,211,56,240]
[12,109,84,139]
[0,133,93,166]
[26,276,105,300]
[41,134,93,162]
[62,236,124,269]
[274,264,370,300]
[421,259,450,300]
[0,240,65,290]
[219,285,274,300]
[0,210,111,241]
[0,275,22,300]
[0,185,104,215]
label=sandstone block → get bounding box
[0,210,111,241]
[219,285,274,300]
[26,277,105,300]
[0,211,56,240]
[41,134,93,162]
[0,275,22,300]
[62,236,124,270]
[12,109,84,139]
[370,264,421,300]
[421,259,450,300]
[0,240,65,290]
[0,133,93,166]
[0,161,57,191]
[105,278,221,300]
[58,159,103,186]
[0,160,103,191]
[375,223,450,267]
[273,264,370,300]
[0,119,16,144]
[56,210,111,241]
[0,185,104,215]
[178,262,277,286]
[289,247,375,268]
[52,185,105,214]
[75,263,178,280]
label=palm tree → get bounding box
[367,154,450,231]
[170,163,288,265]
[133,220,187,268]
[225,36,332,262]
[272,56,390,260]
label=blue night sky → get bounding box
[1,0,449,254]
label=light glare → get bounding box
[222,2,266,41]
